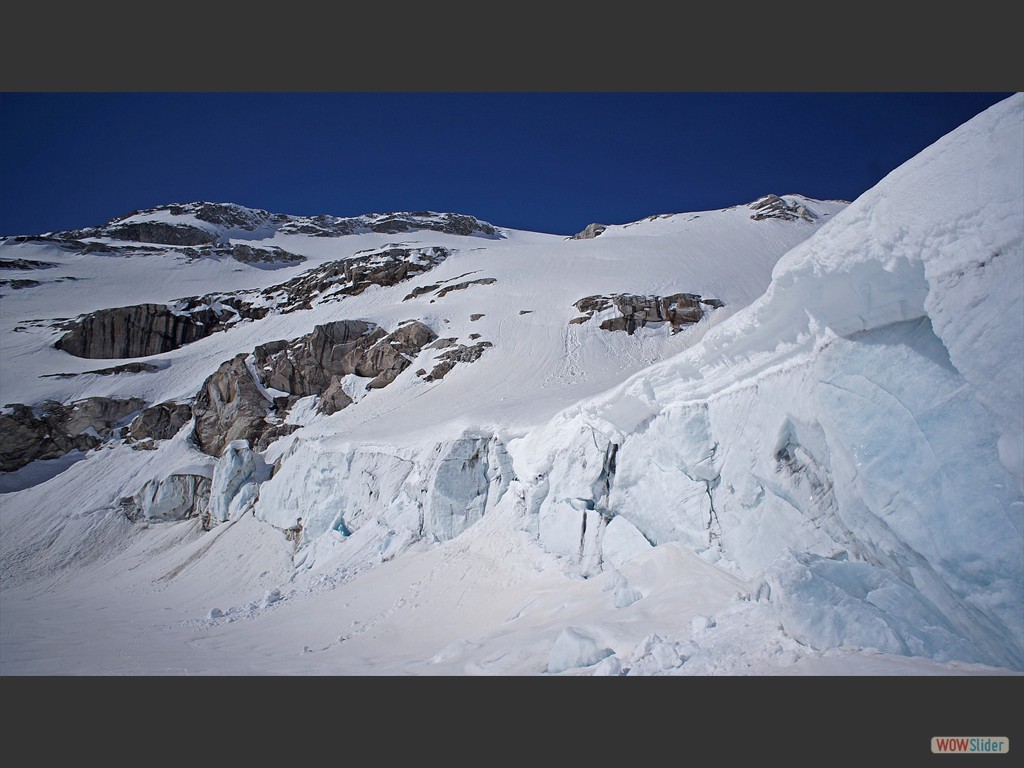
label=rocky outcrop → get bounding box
[421,341,493,381]
[59,202,271,244]
[261,246,449,313]
[60,397,148,437]
[279,210,499,238]
[0,279,40,290]
[0,397,145,472]
[170,202,273,230]
[54,296,267,360]
[192,354,274,457]
[128,401,193,441]
[254,423,302,451]
[277,215,358,237]
[41,362,163,379]
[570,223,607,240]
[435,277,497,299]
[55,303,217,359]
[362,321,438,389]
[318,378,354,416]
[0,254,60,269]
[54,203,500,244]
[254,319,438,400]
[749,194,818,222]
[106,221,219,246]
[192,319,439,455]
[570,293,724,335]
[254,320,385,397]
[406,276,498,302]
[223,243,303,266]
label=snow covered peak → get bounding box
[110,201,275,231]
[748,193,822,221]
[275,210,501,239]
[47,203,502,245]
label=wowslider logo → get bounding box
[932,737,1009,754]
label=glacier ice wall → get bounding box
[505,94,1024,668]
[255,433,512,545]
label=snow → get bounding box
[1,96,1022,678]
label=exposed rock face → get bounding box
[59,202,271,242]
[128,401,193,441]
[55,303,212,359]
[422,341,493,381]
[191,319,440,456]
[192,354,273,457]
[570,223,608,240]
[278,211,499,238]
[403,284,441,301]
[54,203,501,244]
[0,404,93,471]
[172,202,273,229]
[435,277,497,298]
[262,246,449,313]
[5,236,302,267]
[0,397,145,472]
[317,379,353,416]
[254,423,302,451]
[363,321,438,389]
[254,320,385,397]
[60,397,148,437]
[408,277,497,302]
[254,319,438,400]
[41,362,163,379]
[0,279,40,290]
[749,194,818,222]
[225,243,302,265]
[0,255,60,269]
[571,293,724,335]
[106,221,219,246]
[54,297,267,359]
[277,215,357,237]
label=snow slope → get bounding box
[1,95,1021,676]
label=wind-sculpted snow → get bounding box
[506,94,1024,669]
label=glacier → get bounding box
[503,93,1024,669]
[0,95,1021,676]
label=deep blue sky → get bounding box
[0,93,1014,237]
